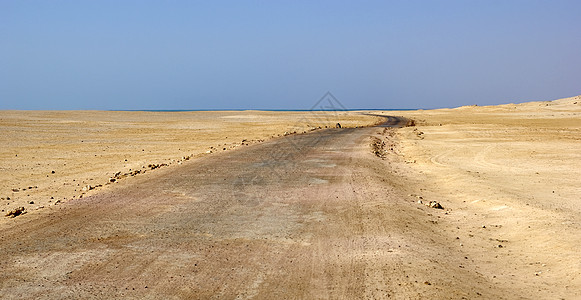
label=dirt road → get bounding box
[1,124,513,299]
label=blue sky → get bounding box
[1,1,580,110]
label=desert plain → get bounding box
[0,95,580,299]
[0,110,382,220]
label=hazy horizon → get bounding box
[2,1,580,110]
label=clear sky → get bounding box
[1,1,580,110]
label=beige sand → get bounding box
[0,110,382,222]
[1,95,580,297]
[373,95,581,297]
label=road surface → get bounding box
[0,121,505,299]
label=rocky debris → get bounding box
[82,185,95,192]
[406,119,416,127]
[428,201,443,209]
[12,188,19,192]
[382,127,396,137]
[413,128,424,139]
[6,207,26,218]
[336,123,342,128]
[416,198,444,209]
[371,137,387,158]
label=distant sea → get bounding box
[117,109,417,112]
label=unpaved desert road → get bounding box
[0,120,508,299]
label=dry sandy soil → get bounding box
[375,95,581,298]
[0,95,579,299]
[0,110,382,222]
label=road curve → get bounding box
[0,122,505,299]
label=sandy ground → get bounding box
[0,95,579,299]
[371,95,581,298]
[0,120,524,299]
[0,110,382,222]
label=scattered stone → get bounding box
[406,119,416,127]
[12,188,19,192]
[82,185,94,191]
[428,201,443,209]
[6,207,26,218]
[29,201,34,204]
[6,197,10,200]
[336,123,342,128]
[109,178,116,183]
[51,170,55,174]
[371,137,387,158]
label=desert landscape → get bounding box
[0,95,580,298]
[380,95,581,298]
[0,110,383,222]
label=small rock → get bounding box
[12,188,19,192]
[6,207,26,218]
[336,123,342,128]
[51,170,55,174]
[109,178,116,183]
[29,201,34,204]
[428,201,443,209]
